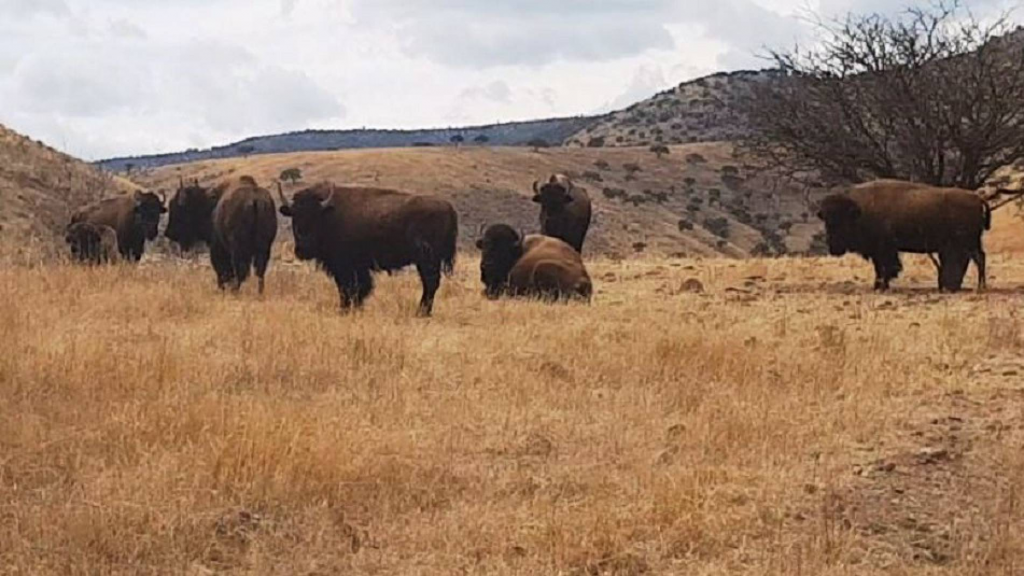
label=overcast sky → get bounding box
[0,0,1016,160]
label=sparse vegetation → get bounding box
[279,167,303,184]
[650,144,671,158]
[741,3,1024,189]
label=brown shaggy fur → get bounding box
[532,174,592,254]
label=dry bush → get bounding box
[1,255,1023,574]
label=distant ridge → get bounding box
[96,116,596,172]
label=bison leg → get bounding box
[253,249,271,295]
[938,250,969,293]
[972,249,987,292]
[333,269,373,311]
[209,242,235,290]
[415,260,442,317]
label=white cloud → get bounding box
[0,0,1013,159]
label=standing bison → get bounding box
[277,183,457,316]
[65,222,120,264]
[476,224,592,302]
[164,176,278,293]
[70,190,166,262]
[817,179,990,292]
[532,174,592,253]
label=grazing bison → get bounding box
[65,222,120,264]
[70,190,166,261]
[532,174,592,253]
[476,224,592,302]
[277,183,458,316]
[164,176,278,293]
[817,179,990,292]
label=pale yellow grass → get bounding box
[2,253,1024,575]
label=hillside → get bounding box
[96,117,595,173]
[567,70,779,148]
[135,144,830,259]
[0,124,134,257]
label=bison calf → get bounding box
[477,224,592,302]
[818,179,990,292]
[165,176,278,293]
[533,174,592,253]
[65,222,120,264]
[278,183,458,316]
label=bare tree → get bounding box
[739,2,1024,190]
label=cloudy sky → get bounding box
[0,0,1015,160]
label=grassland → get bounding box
[2,248,1024,575]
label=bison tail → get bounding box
[983,201,992,231]
[441,213,458,277]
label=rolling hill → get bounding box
[0,124,135,258]
[134,144,831,259]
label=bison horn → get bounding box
[477,222,487,237]
[275,180,290,207]
[178,176,184,190]
[158,189,167,203]
[532,180,540,193]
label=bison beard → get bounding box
[278,183,458,316]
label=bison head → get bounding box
[133,190,167,241]
[817,194,862,256]
[278,184,333,261]
[532,175,573,211]
[165,180,213,250]
[476,224,524,300]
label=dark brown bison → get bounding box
[70,190,166,261]
[532,174,592,253]
[817,179,990,292]
[65,222,120,264]
[164,176,278,293]
[476,224,592,302]
[277,182,457,316]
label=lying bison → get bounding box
[165,176,278,293]
[70,190,166,262]
[278,183,458,316]
[533,174,592,253]
[818,179,990,292]
[476,224,592,302]
[65,222,120,264]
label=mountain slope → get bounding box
[0,124,133,256]
[567,70,780,149]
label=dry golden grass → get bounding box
[3,249,1024,575]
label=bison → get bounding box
[277,182,458,316]
[532,174,592,253]
[476,224,593,302]
[164,176,278,293]
[70,190,166,261]
[817,179,991,292]
[65,222,120,264]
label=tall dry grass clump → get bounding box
[1,254,1023,574]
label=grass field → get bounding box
[2,250,1024,575]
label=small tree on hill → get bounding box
[528,138,549,152]
[124,162,135,175]
[740,2,1024,189]
[450,134,465,147]
[649,144,670,159]
[237,144,256,157]
[473,134,490,145]
[280,167,302,184]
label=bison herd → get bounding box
[65,174,1014,313]
[66,173,593,315]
